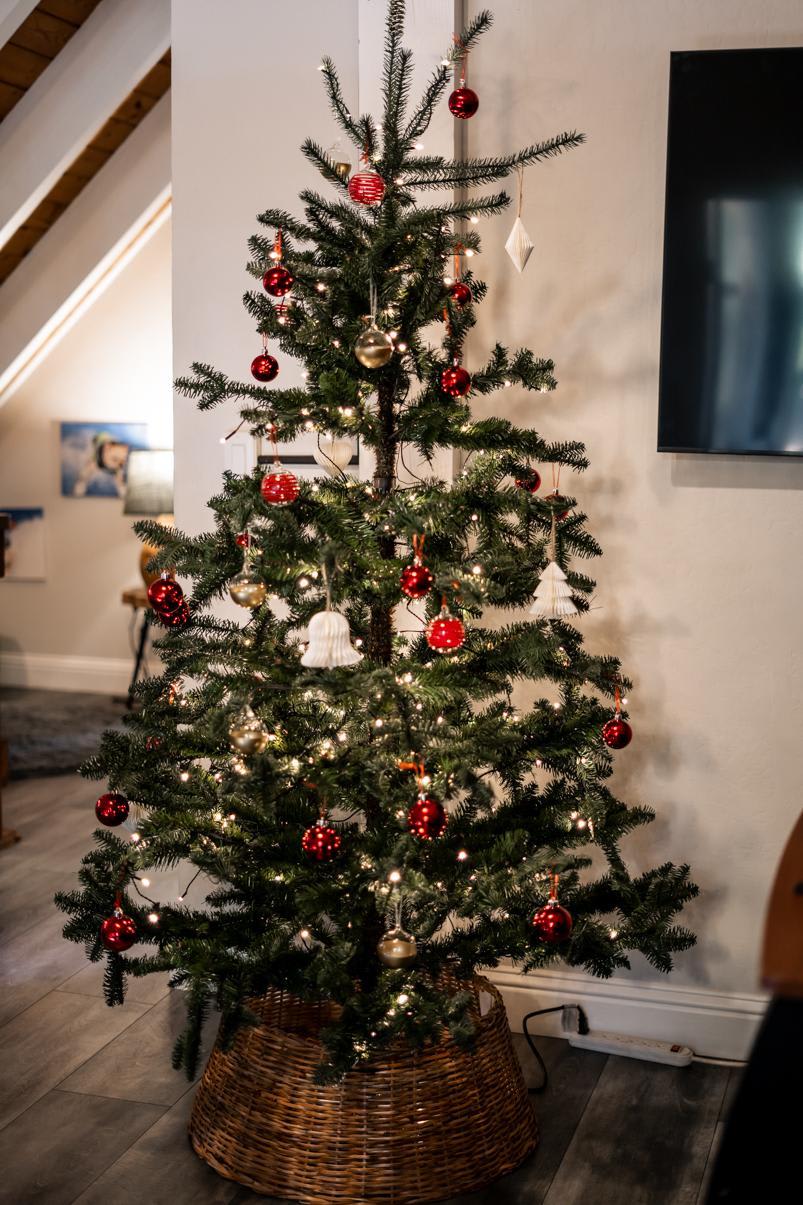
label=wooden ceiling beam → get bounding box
[0,0,169,250]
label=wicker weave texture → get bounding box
[188,977,538,1203]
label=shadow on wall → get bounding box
[671,454,803,492]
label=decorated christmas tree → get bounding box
[57,3,697,1091]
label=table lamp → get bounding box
[123,449,174,586]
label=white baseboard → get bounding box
[0,651,132,695]
[490,965,767,1061]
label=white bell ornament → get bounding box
[301,609,362,668]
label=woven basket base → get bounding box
[188,977,538,1204]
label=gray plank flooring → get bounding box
[0,772,740,1204]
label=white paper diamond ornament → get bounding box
[505,216,534,273]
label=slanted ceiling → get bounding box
[0,2,171,287]
[0,1,104,121]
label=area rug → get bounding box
[0,687,127,780]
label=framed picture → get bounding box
[59,422,150,499]
[1,508,46,581]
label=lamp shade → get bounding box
[123,449,174,516]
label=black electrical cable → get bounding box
[522,1004,589,1093]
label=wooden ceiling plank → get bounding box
[9,10,78,59]
[36,0,103,26]
[0,43,52,91]
[0,80,24,120]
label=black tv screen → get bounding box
[658,47,803,456]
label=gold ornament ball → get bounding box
[228,570,267,609]
[333,160,351,180]
[229,720,269,756]
[354,326,394,369]
[376,927,418,968]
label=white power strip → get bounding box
[569,1030,694,1067]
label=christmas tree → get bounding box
[57,3,697,1085]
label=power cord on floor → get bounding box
[522,1004,590,1093]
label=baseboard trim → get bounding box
[490,965,767,1061]
[0,651,132,695]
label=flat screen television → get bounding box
[657,47,803,456]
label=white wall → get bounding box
[465,0,803,1009]
[171,0,360,534]
[170,0,803,1052]
[0,220,172,692]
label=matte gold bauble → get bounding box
[228,570,267,609]
[354,325,394,369]
[229,708,269,755]
[376,927,418,968]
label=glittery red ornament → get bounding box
[95,792,129,827]
[448,280,472,306]
[440,365,471,397]
[302,821,342,862]
[426,608,465,653]
[261,468,299,505]
[100,910,137,952]
[145,736,161,751]
[531,901,573,944]
[147,576,184,615]
[546,491,571,520]
[407,794,447,840]
[448,85,479,119]
[160,602,190,628]
[235,531,250,548]
[515,469,542,494]
[348,169,386,206]
[602,717,632,749]
[251,354,279,383]
[400,561,433,600]
[262,265,294,297]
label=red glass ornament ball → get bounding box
[160,602,190,628]
[251,354,279,383]
[100,912,137,952]
[602,717,633,750]
[448,280,472,306]
[400,561,434,600]
[95,792,129,827]
[147,576,184,616]
[262,265,294,297]
[448,86,479,119]
[348,169,386,206]
[302,822,342,862]
[426,613,466,654]
[515,469,542,494]
[235,531,250,548]
[440,365,472,397]
[261,469,299,506]
[532,902,573,945]
[407,794,447,840]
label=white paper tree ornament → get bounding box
[529,561,578,618]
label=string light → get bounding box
[388,869,402,883]
[147,911,159,924]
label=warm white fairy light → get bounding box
[470,512,479,521]
[471,564,482,575]
[300,928,311,939]
[131,832,141,843]
[316,282,326,293]
[388,869,402,883]
[470,214,480,224]
[374,718,384,729]
[397,993,409,1005]
[457,850,469,862]
[179,770,190,782]
[147,911,159,924]
[465,248,475,257]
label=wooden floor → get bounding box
[0,773,736,1204]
